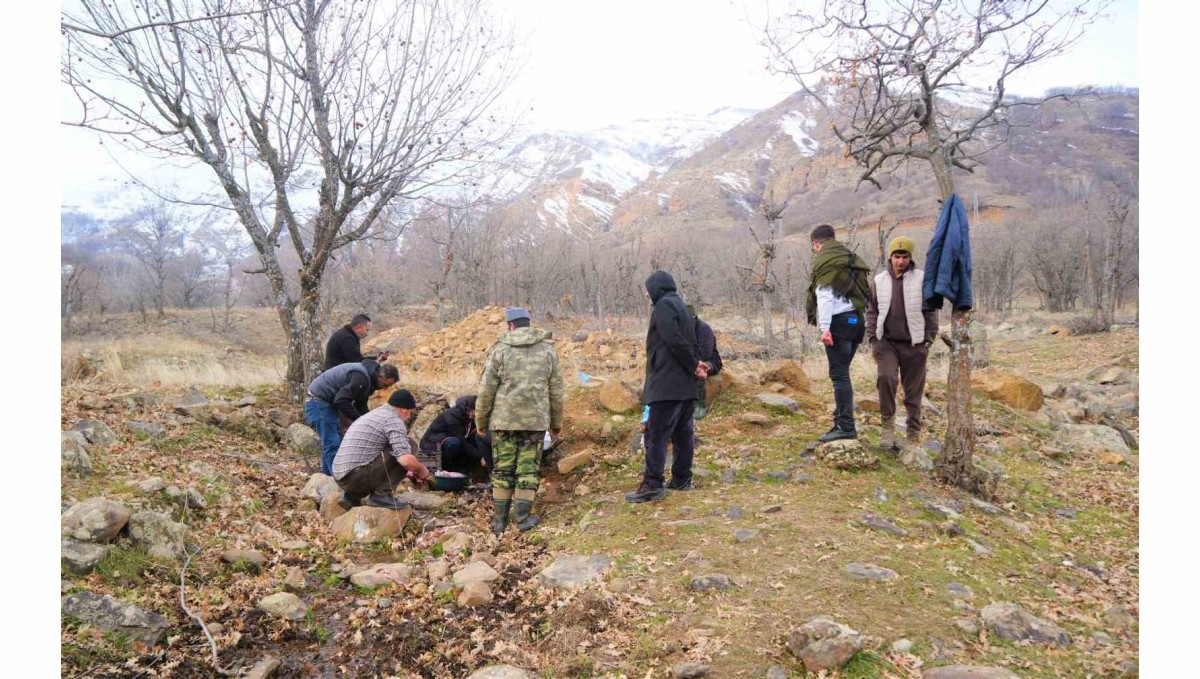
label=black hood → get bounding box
[645,270,677,304]
[454,395,477,412]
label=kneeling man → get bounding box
[332,389,432,510]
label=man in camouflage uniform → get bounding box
[476,307,564,535]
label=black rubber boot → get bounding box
[513,500,540,532]
[491,500,511,536]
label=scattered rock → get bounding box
[672,661,710,678]
[719,469,735,484]
[761,360,811,393]
[458,581,493,606]
[967,540,993,557]
[1088,366,1136,386]
[572,332,589,342]
[947,582,975,599]
[786,615,865,672]
[892,639,914,654]
[923,666,1019,679]
[244,658,281,679]
[127,421,167,439]
[755,393,799,413]
[61,432,92,475]
[61,497,130,543]
[466,666,537,679]
[453,561,501,588]
[874,487,889,504]
[740,412,772,426]
[1054,424,1132,461]
[767,668,789,679]
[320,493,349,521]
[816,439,879,470]
[427,559,450,584]
[236,395,259,408]
[733,529,759,542]
[557,450,593,474]
[954,618,980,634]
[689,574,733,591]
[1091,631,1114,645]
[980,602,1071,645]
[351,563,412,588]
[1053,508,1078,519]
[538,555,613,590]
[173,388,211,419]
[257,592,308,621]
[762,504,783,514]
[286,424,322,457]
[767,470,789,480]
[61,537,108,575]
[128,511,190,561]
[221,549,266,570]
[61,592,170,645]
[442,531,473,554]
[792,472,812,483]
[898,442,934,471]
[73,419,118,447]
[393,491,447,510]
[999,517,1031,534]
[973,369,1044,410]
[302,473,341,507]
[598,380,639,413]
[164,485,207,511]
[859,512,908,537]
[284,567,306,590]
[1103,605,1135,630]
[845,562,898,582]
[133,477,167,494]
[952,599,975,613]
[331,506,411,543]
[726,505,744,520]
[969,498,1002,515]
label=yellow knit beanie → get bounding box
[887,236,915,257]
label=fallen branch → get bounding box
[179,547,239,676]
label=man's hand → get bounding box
[550,428,562,443]
[378,350,391,362]
[694,362,709,380]
[480,458,488,469]
[477,428,488,438]
[821,330,834,346]
[410,463,431,484]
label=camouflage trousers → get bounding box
[491,430,543,502]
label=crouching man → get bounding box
[332,389,432,511]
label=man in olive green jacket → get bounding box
[476,307,564,534]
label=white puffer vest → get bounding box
[874,269,925,344]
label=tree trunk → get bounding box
[927,148,977,493]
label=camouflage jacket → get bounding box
[476,327,564,432]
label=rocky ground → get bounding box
[60,311,1138,678]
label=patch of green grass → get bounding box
[241,498,266,517]
[150,426,221,454]
[842,650,891,679]
[430,542,445,558]
[95,546,156,585]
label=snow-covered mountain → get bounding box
[486,107,759,234]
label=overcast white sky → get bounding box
[60,0,1139,212]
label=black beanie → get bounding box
[388,389,416,409]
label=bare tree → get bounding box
[63,0,518,400]
[764,0,1111,495]
[113,199,185,318]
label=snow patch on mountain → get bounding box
[779,111,819,155]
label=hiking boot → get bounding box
[906,430,921,444]
[513,500,540,532]
[879,420,898,451]
[666,476,694,491]
[625,482,666,504]
[491,499,511,536]
[337,492,362,511]
[363,494,410,510]
[817,426,857,442]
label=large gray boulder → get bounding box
[302,473,340,507]
[453,561,501,588]
[127,421,168,439]
[845,562,899,582]
[73,419,118,447]
[816,440,879,470]
[755,393,800,413]
[257,592,308,621]
[287,424,322,457]
[538,555,614,590]
[786,615,864,672]
[980,602,1071,645]
[61,592,170,645]
[1053,424,1131,462]
[61,498,130,543]
[61,537,108,575]
[174,388,211,420]
[350,563,412,588]
[61,432,92,475]
[128,511,190,561]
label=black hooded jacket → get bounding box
[325,325,364,370]
[419,395,479,453]
[643,271,699,403]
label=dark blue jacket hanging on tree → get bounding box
[923,193,974,311]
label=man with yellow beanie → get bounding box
[864,236,941,450]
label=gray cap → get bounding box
[505,307,531,323]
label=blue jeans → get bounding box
[304,399,342,476]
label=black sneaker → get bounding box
[337,492,362,511]
[364,494,411,510]
[666,477,694,491]
[817,426,858,442]
[624,483,666,503]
